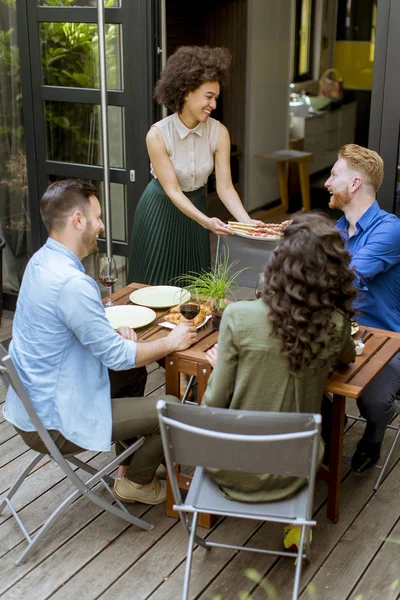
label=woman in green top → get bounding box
[202,212,357,503]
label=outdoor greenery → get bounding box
[0,0,120,288]
[177,251,248,302]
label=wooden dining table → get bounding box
[108,283,400,525]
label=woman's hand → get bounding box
[116,326,137,342]
[249,218,265,226]
[205,343,218,368]
[206,217,233,236]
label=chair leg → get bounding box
[374,427,400,491]
[67,456,114,486]
[0,453,44,514]
[292,525,306,600]
[277,162,289,213]
[181,376,196,404]
[182,511,199,600]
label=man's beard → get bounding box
[82,224,99,257]
[329,188,351,210]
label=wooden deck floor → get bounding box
[1,315,400,600]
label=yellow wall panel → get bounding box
[334,41,375,90]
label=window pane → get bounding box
[40,22,122,90]
[97,183,127,242]
[48,177,127,243]
[38,1,121,7]
[0,3,31,293]
[45,102,125,168]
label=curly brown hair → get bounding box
[154,46,231,113]
[262,212,356,374]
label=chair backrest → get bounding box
[0,343,10,388]
[0,351,84,486]
[157,400,321,479]
[215,235,280,288]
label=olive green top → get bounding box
[201,299,355,502]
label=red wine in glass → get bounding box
[180,302,201,321]
[99,256,118,307]
[99,275,118,288]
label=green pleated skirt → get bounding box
[128,178,211,285]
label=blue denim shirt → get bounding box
[3,239,137,451]
[336,201,400,332]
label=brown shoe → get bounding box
[113,476,166,505]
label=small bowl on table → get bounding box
[354,340,365,356]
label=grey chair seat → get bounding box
[184,467,311,523]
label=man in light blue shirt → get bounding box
[3,180,196,505]
[325,144,400,475]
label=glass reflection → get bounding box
[0,2,31,293]
[39,1,121,7]
[41,22,122,90]
[45,102,125,168]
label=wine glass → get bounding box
[179,288,201,323]
[99,256,118,307]
[255,272,265,299]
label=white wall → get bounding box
[244,0,294,212]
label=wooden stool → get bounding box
[256,149,314,217]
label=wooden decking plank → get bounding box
[1,498,153,600]
[100,517,259,600]
[350,519,400,600]
[0,452,103,557]
[0,420,17,445]
[248,421,400,600]
[0,436,31,470]
[48,503,180,600]
[144,366,166,396]
[304,459,400,600]
[0,451,49,496]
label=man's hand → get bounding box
[205,343,218,368]
[116,326,137,342]
[167,322,197,352]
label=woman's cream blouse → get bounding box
[150,112,220,192]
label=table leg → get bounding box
[298,161,311,212]
[327,393,346,523]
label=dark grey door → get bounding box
[17,0,157,282]
[369,0,400,215]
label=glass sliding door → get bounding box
[0,1,31,304]
[15,0,156,293]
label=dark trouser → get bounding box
[356,353,400,443]
[16,367,179,485]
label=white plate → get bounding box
[129,286,190,308]
[231,230,281,241]
[105,305,156,329]
[158,315,212,330]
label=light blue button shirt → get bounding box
[3,239,137,451]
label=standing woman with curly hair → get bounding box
[128,46,259,285]
[202,213,357,503]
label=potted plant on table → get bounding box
[177,251,248,331]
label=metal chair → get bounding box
[215,234,280,289]
[157,400,321,600]
[347,394,400,490]
[0,344,154,565]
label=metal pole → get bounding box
[97,0,112,257]
[160,0,167,119]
